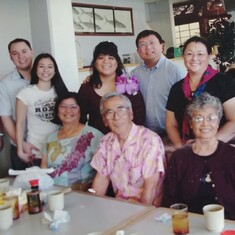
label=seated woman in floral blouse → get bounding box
[41,92,103,188]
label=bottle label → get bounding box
[27,191,42,214]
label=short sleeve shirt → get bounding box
[91,123,166,201]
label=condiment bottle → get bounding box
[27,179,42,214]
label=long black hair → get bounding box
[30,53,68,97]
[89,41,125,88]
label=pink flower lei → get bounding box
[115,74,140,96]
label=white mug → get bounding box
[47,190,64,211]
[0,204,13,230]
[203,204,224,232]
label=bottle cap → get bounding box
[29,179,39,187]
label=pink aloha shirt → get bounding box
[91,123,166,202]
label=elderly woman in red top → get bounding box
[163,92,235,220]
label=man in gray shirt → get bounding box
[0,38,35,170]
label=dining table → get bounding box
[1,189,235,235]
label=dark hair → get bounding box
[89,41,125,88]
[8,38,32,52]
[30,53,68,97]
[135,30,164,48]
[182,36,212,54]
[52,92,79,125]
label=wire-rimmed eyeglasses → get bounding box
[103,106,129,119]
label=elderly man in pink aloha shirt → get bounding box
[91,92,166,206]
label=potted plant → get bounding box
[206,16,235,71]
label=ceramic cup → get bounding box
[0,204,13,230]
[203,204,224,232]
[0,178,10,191]
[47,190,64,211]
[170,203,189,235]
[4,195,20,220]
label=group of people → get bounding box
[1,29,235,219]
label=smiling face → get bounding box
[94,54,118,78]
[58,98,80,125]
[137,34,163,64]
[190,107,219,141]
[9,41,33,73]
[183,42,210,75]
[36,58,55,83]
[102,96,133,136]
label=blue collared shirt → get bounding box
[131,55,186,133]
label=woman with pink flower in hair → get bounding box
[77,41,145,134]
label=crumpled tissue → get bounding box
[154,213,171,223]
[42,210,70,231]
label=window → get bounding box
[175,22,200,47]
[173,0,228,47]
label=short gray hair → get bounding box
[100,92,132,115]
[187,92,223,121]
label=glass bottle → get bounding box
[27,179,42,214]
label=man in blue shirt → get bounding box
[132,30,186,137]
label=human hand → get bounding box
[23,141,39,155]
[17,149,32,163]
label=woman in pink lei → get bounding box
[77,41,145,134]
[165,36,235,149]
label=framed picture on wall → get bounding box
[72,3,134,35]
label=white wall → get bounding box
[146,0,175,50]
[0,0,32,78]
[0,0,79,91]
[28,0,52,55]
[47,0,79,91]
[72,0,147,67]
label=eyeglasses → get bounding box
[59,104,79,111]
[103,106,129,119]
[138,41,158,49]
[191,114,218,124]
[184,52,208,58]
